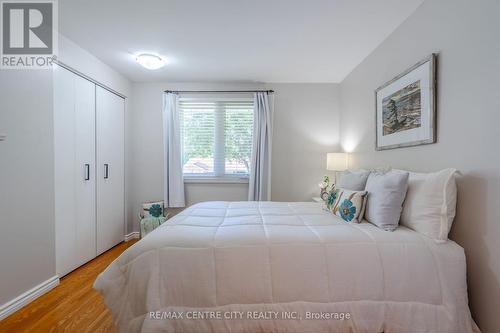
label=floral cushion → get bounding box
[326,188,367,223]
[141,201,164,218]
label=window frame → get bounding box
[179,97,254,184]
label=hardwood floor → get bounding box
[0,240,137,333]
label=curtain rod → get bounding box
[164,90,274,94]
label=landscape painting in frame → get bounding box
[375,54,436,150]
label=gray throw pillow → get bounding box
[338,170,371,191]
[364,170,409,231]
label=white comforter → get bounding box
[94,201,478,333]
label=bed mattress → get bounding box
[94,201,478,333]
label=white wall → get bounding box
[269,83,340,201]
[339,0,500,331]
[58,35,131,96]
[0,70,55,306]
[128,82,340,231]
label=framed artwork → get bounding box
[375,54,437,150]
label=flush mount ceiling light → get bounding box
[135,54,166,70]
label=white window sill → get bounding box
[183,177,249,184]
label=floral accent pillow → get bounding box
[327,188,368,223]
[148,204,163,217]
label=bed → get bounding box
[94,201,478,333]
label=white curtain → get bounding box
[162,93,185,207]
[249,92,274,201]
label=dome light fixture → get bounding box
[135,53,166,70]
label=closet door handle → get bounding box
[84,164,90,181]
[104,164,109,179]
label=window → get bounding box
[179,98,254,180]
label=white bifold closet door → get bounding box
[54,67,96,277]
[96,86,125,255]
[55,66,125,277]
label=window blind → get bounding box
[179,99,254,178]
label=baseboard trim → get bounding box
[124,231,140,241]
[0,275,59,321]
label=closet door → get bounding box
[54,66,96,277]
[96,86,125,255]
[74,76,97,265]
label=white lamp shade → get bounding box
[326,153,348,171]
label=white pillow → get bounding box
[364,170,409,231]
[337,170,371,191]
[398,168,459,241]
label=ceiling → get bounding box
[59,0,424,83]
